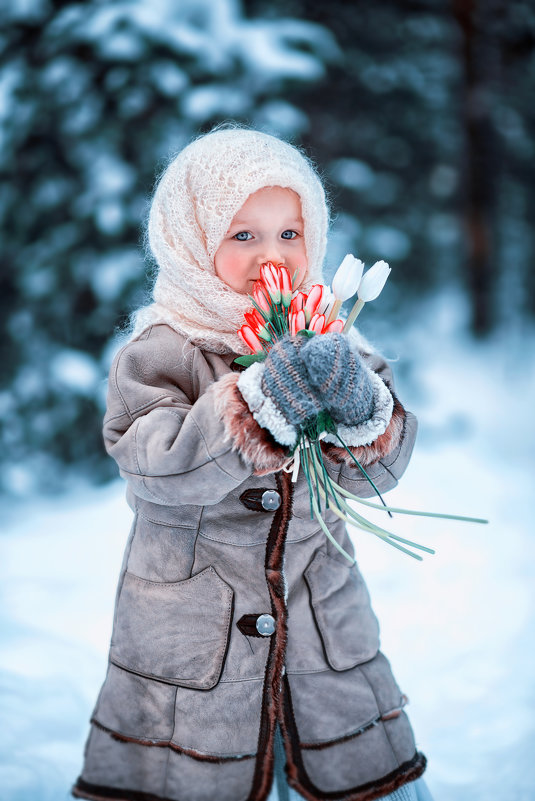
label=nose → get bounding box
[257,240,285,266]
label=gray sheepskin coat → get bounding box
[72,323,426,801]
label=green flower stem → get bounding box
[321,434,487,525]
[312,469,427,561]
[332,482,488,524]
[331,433,391,516]
[313,439,341,512]
[306,438,323,513]
[312,476,425,560]
[326,298,342,325]
[309,450,434,558]
[299,435,315,521]
[272,307,283,337]
[342,298,365,333]
[309,486,356,565]
[297,439,357,564]
[336,495,435,554]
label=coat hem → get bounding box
[71,776,178,801]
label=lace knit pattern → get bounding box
[131,128,329,354]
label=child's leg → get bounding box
[268,722,306,801]
[414,777,435,801]
[273,722,291,801]
[379,777,435,801]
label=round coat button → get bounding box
[261,490,281,511]
[256,614,275,636]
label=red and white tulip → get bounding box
[238,325,265,354]
[324,318,344,333]
[303,284,326,323]
[279,266,293,308]
[252,284,272,317]
[260,262,282,304]
[244,310,271,342]
[288,309,306,337]
[309,313,326,334]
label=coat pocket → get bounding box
[304,550,380,671]
[109,566,234,689]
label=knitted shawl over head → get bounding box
[131,128,329,354]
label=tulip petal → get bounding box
[309,313,326,334]
[358,260,391,302]
[332,254,365,301]
[324,318,344,333]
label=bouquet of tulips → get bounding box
[235,257,487,563]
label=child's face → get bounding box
[214,186,308,294]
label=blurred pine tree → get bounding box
[0,0,336,494]
[1,0,533,494]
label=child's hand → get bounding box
[300,333,374,426]
[260,335,325,428]
[260,332,375,431]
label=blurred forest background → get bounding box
[1,0,534,496]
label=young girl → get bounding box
[72,126,433,801]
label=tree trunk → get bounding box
[453,0,503,335]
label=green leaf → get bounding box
[233,353,266,367]
[296,328,316,338]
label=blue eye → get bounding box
[234,231,252,241]
[281,230,297,240]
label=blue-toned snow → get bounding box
[1,292,534,801]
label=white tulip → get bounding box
[331,254,365,301]
[357,260,391,302]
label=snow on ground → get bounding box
[1,294,534,801]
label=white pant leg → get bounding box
[380,778,435,801]
[267,723,306,801]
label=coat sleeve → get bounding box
[102,328,290,507]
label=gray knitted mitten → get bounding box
[261,335,324,428]
[300,333,374,426]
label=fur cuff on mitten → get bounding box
[212,372,292,476]
[237,361,298,448]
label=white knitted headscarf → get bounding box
[130,128,329,354]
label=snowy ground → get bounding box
[1,294,534,801]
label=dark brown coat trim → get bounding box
[279,674,427,801]
[299,696,408,750]
[321,392,406,469]
[246,469,294,801]
[88,718,254,764]
[72,775,175,801]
